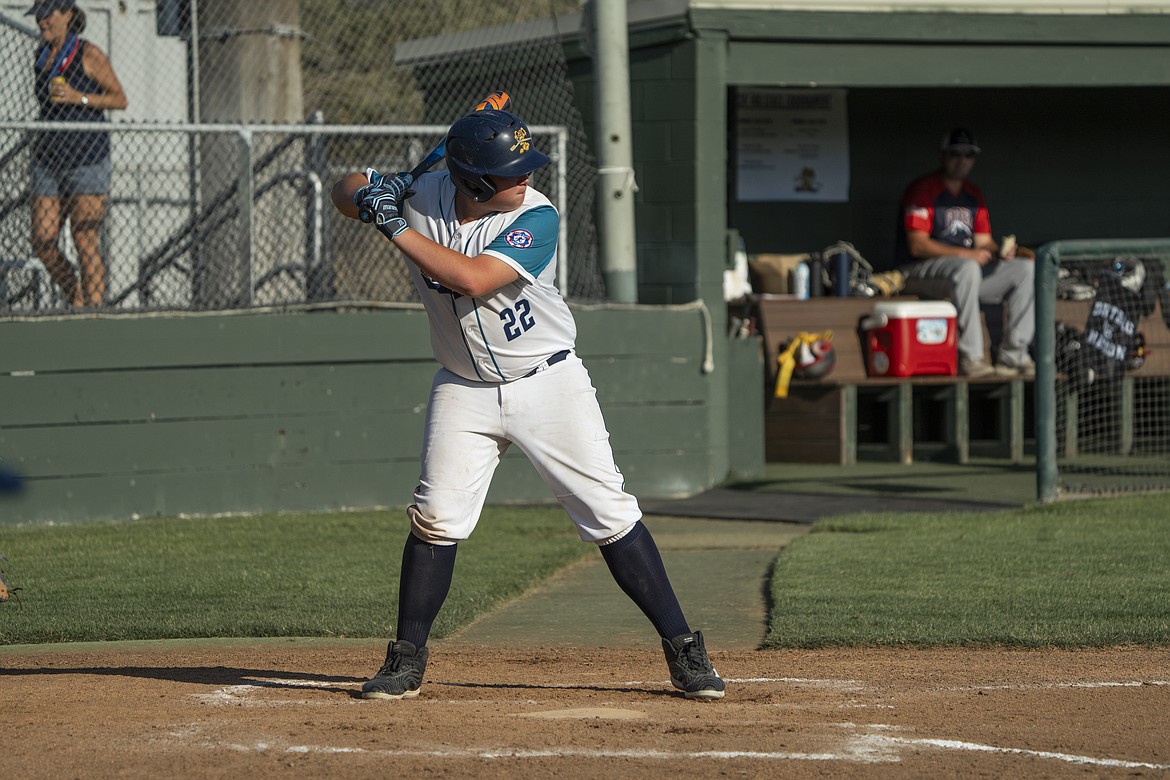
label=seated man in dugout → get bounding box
[897,128,1036,378]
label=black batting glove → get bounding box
[356,168,414,238]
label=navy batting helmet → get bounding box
[445,109,550,202]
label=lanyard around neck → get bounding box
[37,33,81,78]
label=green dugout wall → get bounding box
[0,306,763,524]
[565,3,1170,301]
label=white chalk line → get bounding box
[963,680,1170,691]
[203,732,1170,770]
[217,741,896,764]
[184,676,1170,770]
[192,678,358,706]
[729,677,866,688]
[875,735,1170,771]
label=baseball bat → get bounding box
[338,91,511,222]
[407,90,511,180]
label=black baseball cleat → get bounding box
[361,640,428,700]
[662,630,725,700]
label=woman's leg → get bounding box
[68,194,107,307]
[31,195,79,306]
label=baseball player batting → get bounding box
[339,104,725,701]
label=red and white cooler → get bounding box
[861,300,958,377]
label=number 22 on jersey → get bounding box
[500,299,536,341]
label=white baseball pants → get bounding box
[902,255,1035,365]
[408,353,643,545]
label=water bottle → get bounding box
[809,255,824,297]
[833,251,851,297]
[792,262,810,300]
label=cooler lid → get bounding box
[872,300,957,319]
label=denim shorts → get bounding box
[30,156,111,197]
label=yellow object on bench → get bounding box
[775,331,834,399]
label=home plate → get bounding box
[521,708,646,720]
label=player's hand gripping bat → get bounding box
[330,91,511,222]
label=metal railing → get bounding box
[0,120,569,314]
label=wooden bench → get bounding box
[752,289,1170,465]
[754,296,1031,465]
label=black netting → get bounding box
[1051,251,1170,497]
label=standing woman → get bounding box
[28,0,127,308]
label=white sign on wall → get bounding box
[735,87,850,202]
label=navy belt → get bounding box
[524,349,570,378]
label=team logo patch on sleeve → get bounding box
[505,228,534,248]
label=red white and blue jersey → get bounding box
[401,171,576,383]
[901,171,992,250]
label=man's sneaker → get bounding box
[361,640,428,700]
[996,356,1036,378]
[662,630,725,700]
[959,357,996,378]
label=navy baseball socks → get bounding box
[361,532,454,700]
[600,521,726,699]
[599,521,690,639]
[662,630,725,700]
[361,640,429,700]
[394,533,457,649]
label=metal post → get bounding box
[557,128,569,295]
[306,170,323,296]
[1035,242,1060,502]
[952,382,970,464]
[1120,376,1135,456]
[842,385,857,465]
[590,0,637,303]
[305,110,329,301]
[238,128,254,306]
[897,383,914,465]
[1010,380,1025,464]
[187,0,203,309]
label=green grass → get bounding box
[0,507,587,646]
[2,495,1168,649]
[763,493,1170,648]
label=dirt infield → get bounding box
[3,515,1167,777]
[2,640,1168,778]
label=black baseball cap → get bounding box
[26,0,76,19]
[940,127,981,154]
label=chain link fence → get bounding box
[0,0,605,315]
[1034,239,1170,501]
[1054,253,1170,496]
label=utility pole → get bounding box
[590,0,638,304]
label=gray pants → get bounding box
[901,256,1035,365]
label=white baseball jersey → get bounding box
[389,169,642,545]
[402,171,577,383]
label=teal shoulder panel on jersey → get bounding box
[484,205,558,277]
